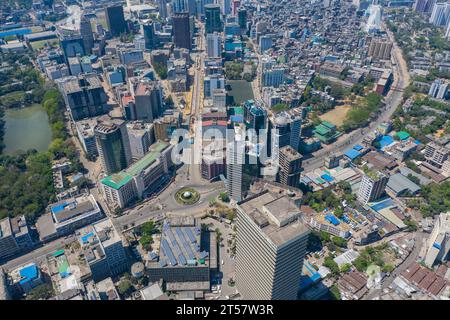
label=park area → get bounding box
[319,105,352,127]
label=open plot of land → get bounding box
[319,105,351,127]
[30,39,59,51]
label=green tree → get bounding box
[26,283,54,300]
[117,279,133,296]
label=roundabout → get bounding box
[175,187,200,205]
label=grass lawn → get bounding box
[30,39,59,51]
[319,104,351,127]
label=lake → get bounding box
[227,80,254,105]
[3,104,52,154]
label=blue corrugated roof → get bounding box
[353,144,364,151]
[321,174,334,182]
[344,148,361,160]
[19,264,38,284]
[326,214,340,226]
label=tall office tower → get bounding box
[205,4,222,34]
[368,39,393,60]
[278,146,303,188]
[220,0,231,15]
[413,0,428,12]
[60,34,85,62]
[126,122,155,160]
[243,100,267,132]
[365,4,382,33]
[357,171,388,205]
[143,22,156,50]
[159,0,168,19]
[186,0,197,16]
[232,0,240,16]
[237,8,247,30]
[105,5,127,37]
[172,0,186,13]
[172,12,192,50]
[429,2,450,26]
[424,212,450,268]
[235,191,310,300]
[259,35,273,53]
[79,15,94,55]
[133,81,164,122]
[226,125,246,202]
[95,119,132,175]
[428,79,449,100]
[206,32,222,58]
[446,19,450,39]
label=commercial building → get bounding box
[78,219,129,282]
[172,12,192,50]
[75,118,99,158]
[126,122,155,160]
[204,74,225,98]
[146,217,217,293]
[424,141,449,169]
[143,22,156,50]
[36,195,103,242]
[206,32,222,58]
[235,191,310,299]
[368,39,393,60]
[424,212,450,268]
[205,4,222,34]
[201,138,226,181]
[95,119,132,175]
[314,121,341,144]
[131,81,164,122]
[278,146,303,188]
[101,141,173,209]
[60,34,85,62]
[357,170,389,205]
[80,14,94,55]
[59,73,108,121]
[105,5,127,37]
[10,263,44,293]
[226,125,246,202]
[0,216,33,261]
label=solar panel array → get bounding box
[158,222,207,267]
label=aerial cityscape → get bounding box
[0,0,450,303]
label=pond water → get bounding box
[3,104,52,154]
[227,80,255,105]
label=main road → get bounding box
[302,22,410,171]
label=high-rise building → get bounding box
[205,4,222,34]
[219,0,231,15]
[357,171,388,205]
[226,125,246,202]
[429,2,450,26]
[133,81,164,122]
[235,190,310,300]
[172,12,192,50]
[0,216,33,261]
[79,15,94,55]
[365,4,382,33]
[368,39,393,60]
[105,5,127,37]
[237,8,247,30]
[278,146,303,188]
[78,219,129,282]
[143,22,156,50]
[126,122,155,160]
[95,119,132,175]
[424,212,450,268]
[206,32,222,58]
[204,74,225,97]
[424,141,449,168]
[159,0,168,19]
[428,79,449,100]
[172,0,187,13]
[59,73,108,120]
[60,34,85,62]
[232,0,240,16]
[259,35,273,53]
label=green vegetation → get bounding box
[342,92,383,132]
[175,187,200,205]
[340,263,352,273]
[153,61,168,79]
[303,187,355,213]
[117,278,133,296]
[136,221,158,251]
[271,103,289,113]
[225,61,244,80]
[352,245,387,273]
[329,284,341,300]
[219,191,230,203]
[420,182,450,217]
[26,283,54,300]
[331,236,348,248]
[324,255,340,275]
